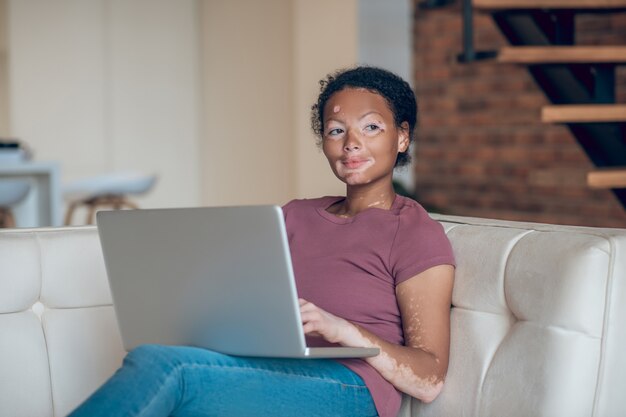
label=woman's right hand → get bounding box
[299,298,360,345]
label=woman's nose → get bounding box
[344,130,362,152]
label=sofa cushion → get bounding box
[0,311,53,417]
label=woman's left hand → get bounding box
[299,298,356,345]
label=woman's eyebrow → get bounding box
[324,116,345,124]
[325,111,384,125]
[359,111,384,121]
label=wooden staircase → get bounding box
[542,104,626,123]
[588,168,626,188]
[496,45,626,64]
[474,0,626,10]
[461,0,626,206]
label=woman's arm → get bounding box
[299,264,454,403]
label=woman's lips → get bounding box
[342,158,370,169]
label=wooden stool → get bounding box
[65,194,141,225]
[0,180,31,228]
[0,208,16,228]
[63,172,157,225]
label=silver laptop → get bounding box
[96,205,379,359]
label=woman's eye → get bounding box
[327,128,344,136]
[364,124,380,132]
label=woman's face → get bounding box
[322,88,409,187]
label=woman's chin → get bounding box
[342,174,373,186]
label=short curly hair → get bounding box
[311,66,417,167]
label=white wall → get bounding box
[0,0,9,137]
[9,0,108,176]
[105,0,200,208]
[200,0,357,205]
[358,0,412,83]
[293,0,357,199]
[200,0,295,206]
[7,0,200,209]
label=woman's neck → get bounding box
[329,183,397,218]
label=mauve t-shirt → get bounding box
[282,195,455,417]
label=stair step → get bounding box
[588,169,626,188]
[474,0,626,10]
[497,46,626,64]
[542,104,626,123]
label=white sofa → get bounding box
[1,214,625,417]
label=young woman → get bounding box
[69,66,455,417]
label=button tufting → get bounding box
[31,301,45,319]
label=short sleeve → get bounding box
[282,199,295,217]
[389,205,455,285]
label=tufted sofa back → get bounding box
[1,215,625,417]
[0,227,125,417]
[410,215,626,417]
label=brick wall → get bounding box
[412,1,626,228]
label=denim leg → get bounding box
[68,344,377,417]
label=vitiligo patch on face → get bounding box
[333,105,341,113]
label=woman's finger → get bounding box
[300,310,322,323]
[299,302,320,315]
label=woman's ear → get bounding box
[398,122,410,153]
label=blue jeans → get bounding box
[68,345,377,417]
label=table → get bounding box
[0,161,61,227]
